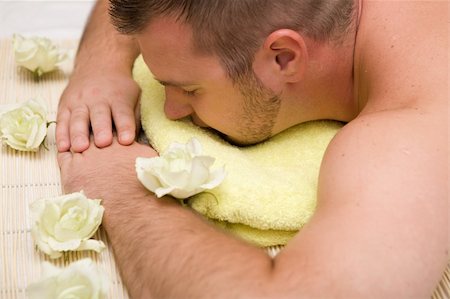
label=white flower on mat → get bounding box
[27,258,109,299]
[136,137,226,199]
[29,191,105,259]
[0,99,48,152]
[12,34,66,77]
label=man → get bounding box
[56,0,448,298]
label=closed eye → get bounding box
[183,89,198,97]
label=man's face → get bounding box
[137,17,281,145]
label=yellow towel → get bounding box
[133,56,343,247]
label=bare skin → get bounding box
[56,0,140,152]
[58,1,448,298]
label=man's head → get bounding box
[109,0,357,145]
[110,0,355,82]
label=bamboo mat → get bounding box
[0,38,449,299]
[0,38,130,299]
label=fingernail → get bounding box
[73,136,86,146]
[58,141,67,150]
[120,132,131,142]
[97,131,108,140]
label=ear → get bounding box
[253,29,308,86]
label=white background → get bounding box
[0,0,95,39]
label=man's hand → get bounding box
[56,71,141,153]
[58,138,156,202]
[55,0,141,153]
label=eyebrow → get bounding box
[155,78,198,88]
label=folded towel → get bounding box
[133,56,343,247]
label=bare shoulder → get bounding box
[271,2,447,297]
[317,107,447,238]
[272,107,447,298]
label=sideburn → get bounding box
[237,73,282,145]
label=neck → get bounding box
[272,0,362,134]
[277,39,358,132]
[352,0,368,112]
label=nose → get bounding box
[163,88,194,120]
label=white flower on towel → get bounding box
[29,191,105,259]
[136,137,226,199]
[27,258,109,299]
[12,34,66,77]
[0,99,48,152]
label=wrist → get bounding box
[73,38,139,76]
[101,192,179,227]
[72,53,137,77]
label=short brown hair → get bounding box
[110,0,356,82]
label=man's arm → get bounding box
[59,108,448,298]
[58,1,447,296]
[56,0,140,153]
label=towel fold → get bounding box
[133,56,342,247]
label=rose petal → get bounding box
[13,35,65,75]
[159,168,191,189]
[136,157,165,192]
[185,157,211,191]
[47,237,81,252]
[200,167,227,189]
[136,137,226,199]
[29,191,104,258]
[0,99,47,151]
[26,276,57,299]
[31,226,62,258]
[27,259,109,299]
[186,137,202,157]
[42,201,60,237]
[154,185,176,198]
[77,239,106,253]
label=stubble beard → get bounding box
[230,73,281,146]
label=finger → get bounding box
[69,106,90,152]
[56,108,71,152]
[135,96,142,134]
[89,103,113,148]
[87,134,101,151]
[57,151,77,194]
[57,151,72,171]
[112,102,136,145]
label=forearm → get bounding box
[102,194,273,299]
[75,0,139,75]
[60,137,448,298]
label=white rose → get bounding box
[136,138,226,199]
[29,191,105,259]
[27,258,109,299]
[0,99,48,152]
[12,34,66,77]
